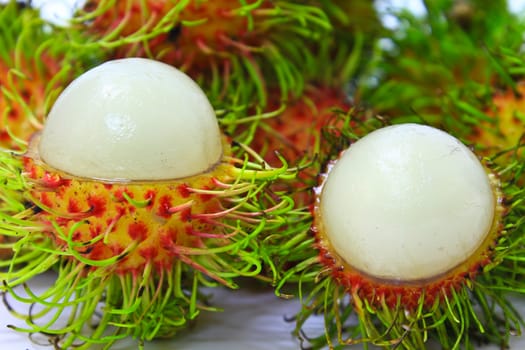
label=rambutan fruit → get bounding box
[359,0,525,137]
[245,86,353,211]
[252,87,351,169]
[270,121,525,349]
[0,2,63,150]
[73,0,331,106]
[469,82,525,157]
[0,57,295,348]
[0,0,108,151]
[241,22,374,208]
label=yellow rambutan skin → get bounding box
[471,82,525,153]
[23,146,236,275]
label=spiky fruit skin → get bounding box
[313,159,505,310]
[470,82,525,154]
[253,87,351,166]
[83,0,264,70]
[0,56,62,149]
[249,87,352,207]
[83,0,173,36]
[79,0,332,107]
[148,1,261,70]
[23,147,234,275]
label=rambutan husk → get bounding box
[0,129,296,348]
[70,0,332,108]
[468,82,525,163]
[0,1,105,151]
[265,115,525,350]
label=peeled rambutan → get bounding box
[272,122,525,349]
[0,57,295,348]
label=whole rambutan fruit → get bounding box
[73,0,331,106]
[0,2,64,150]
[246,86,353,211]
[270,121,525,349]
[469,82,525,157]
[0,57,295,348]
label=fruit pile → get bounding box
[0,1,524,349]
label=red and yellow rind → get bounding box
[83,0,265,70]
[313,160,505,310]
[22,141,237,275]
[252,87,351,167]
[0,54,62,149]
[250,87,352,207]
[470,82,525,154]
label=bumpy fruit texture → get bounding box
[78,0,331,107]
[145,1,263,71]
[253,88,351,166]
[82,0,173,36]
[0,55,61,149]
[23,155,235,275]
[470,82,525,154]
[83,0,267,68]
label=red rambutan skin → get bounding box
[253,87,351,165]
[23,155,235,275]
[0,55,62,149]
[83,0,267,70]
[469,82,525,154]
[249,86,352,207]
[312,159,505,311]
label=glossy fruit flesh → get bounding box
[314,124,504,309]
[38,58,223,181]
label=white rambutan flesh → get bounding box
[38,57,223,181]
[318,123,496,282]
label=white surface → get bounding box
[1,271,525,350]
[38,58,223,181]
[319,124,495,281]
